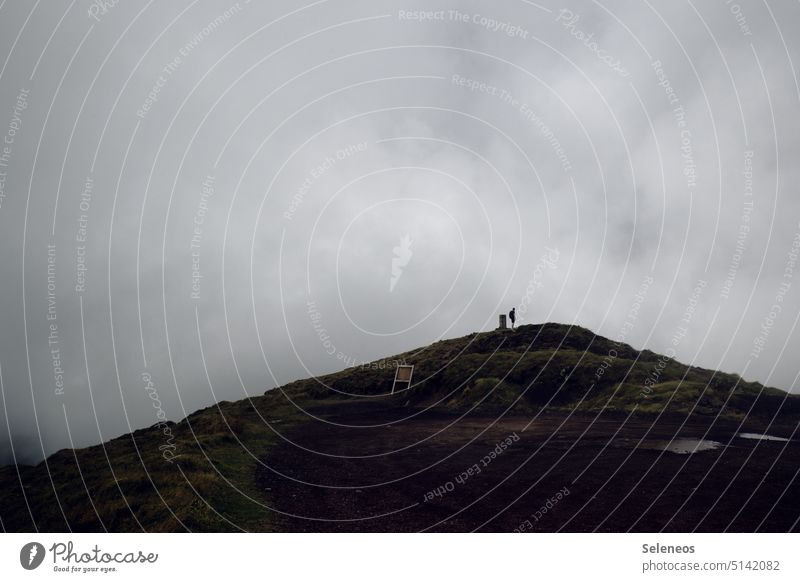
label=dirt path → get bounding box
[255,401,800,532]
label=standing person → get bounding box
[509,307,516,330]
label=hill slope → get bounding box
[283,323,798,417]
[1,323,798,532]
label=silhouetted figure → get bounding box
[509,307,516,329]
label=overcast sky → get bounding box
[1,0,800,464]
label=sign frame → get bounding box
[391,364,414,394]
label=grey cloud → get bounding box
[1,0,799,464]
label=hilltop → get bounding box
[283,322,798,417]
[1,323,798,532]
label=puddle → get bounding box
[644,438,722,454]
[737,432,789,442]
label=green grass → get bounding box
[0,392,299,532]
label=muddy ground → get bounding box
[255,400,800,532]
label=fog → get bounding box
[1,0,799,464]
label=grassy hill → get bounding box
[1,323,797,532]
[285,323,798,417]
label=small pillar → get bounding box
[498,314,507,329]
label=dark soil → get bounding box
[255,399,800,532]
